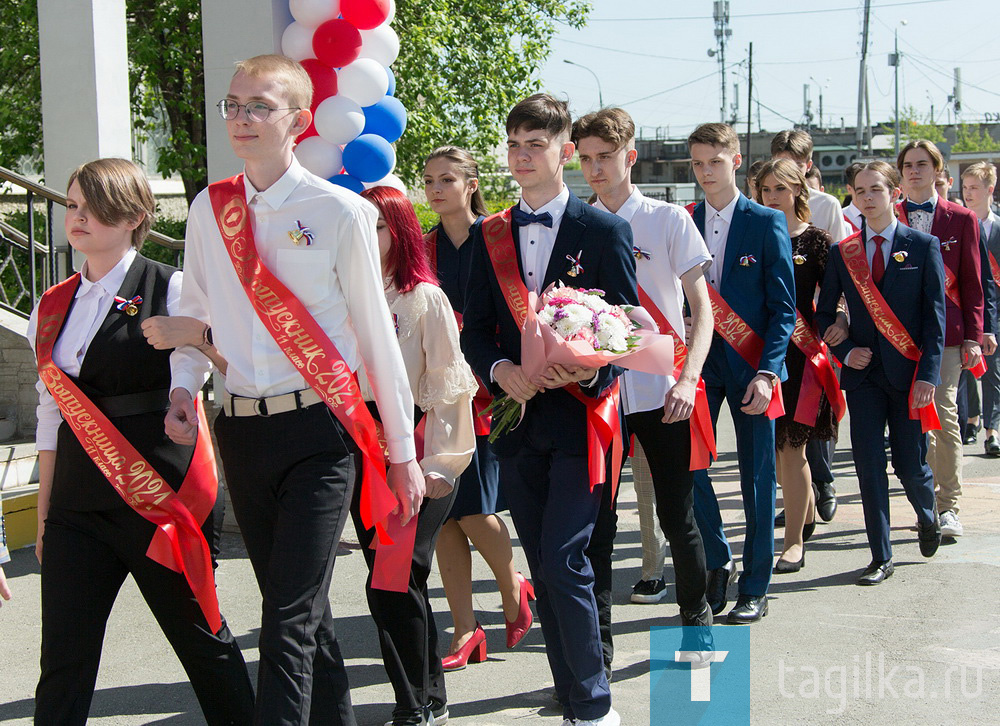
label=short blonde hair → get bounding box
[962,161,997,188]
[754,158,811,224]
[234,54,312,110]
[688,123,740,156]
[68,158,155,249]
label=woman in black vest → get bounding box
[28,158,254,725]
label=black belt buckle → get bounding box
[253,397,270,417]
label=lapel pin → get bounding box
[893,250,908,263]
[114,295,143,316]
[739,255,756,267]
[288,220,314,246]
[942,238,955,251]
[793,254,807,265]
[566,250,584,277]
[632,245,651,261]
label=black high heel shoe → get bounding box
[802,520,816,542]
[774,548,805,573]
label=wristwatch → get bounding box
[759,370,779,387]
[201,324,214,348]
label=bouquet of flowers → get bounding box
[485,283,674,441]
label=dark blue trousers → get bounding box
[500,413,610,722]
[846,364,937,562]
[693,338,776,598]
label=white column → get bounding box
[201,0,293,182]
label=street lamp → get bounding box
[563,59,604,108]
[810,76,830,130]
[889,20,908,155]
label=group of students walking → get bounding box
[4,52,996,726]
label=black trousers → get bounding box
[806,438,835,485]
[350,474,456,712]
[216,403,358,726]
[35,496,253,725]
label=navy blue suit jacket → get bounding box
[692,194,796,386]
[816,225,946,392]
[460,192,638,456]
[979,218,999,335]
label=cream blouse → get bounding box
[359,281,477,485]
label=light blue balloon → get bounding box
[328,173,365,194]
[363,96,407,143]
[343,134,395,183]
[385,66,396,96]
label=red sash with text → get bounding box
[480,210,624,498]
[426,229,494,435]
[989,250,1000,288]
[839,233,941,431]
[36,276,222,631]
[790,310,847,425]
[942,264,988,378]
[636,285,716,470]
[209,175,409,592]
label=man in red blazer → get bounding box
[896,139,984,539]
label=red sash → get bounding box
[989,250,1000,288]
[942,264,988,377]
[36,275,222,632]
[426,229,493,436]
[208,175,409,592]
[790,310,847,425]
[705,287,785,419]
[636,285,716,470]
[839,233,941,431]
[480,210,624,498]
[844,214,860,234]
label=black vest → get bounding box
[49,254,194,511]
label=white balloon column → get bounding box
[282,0,407,193]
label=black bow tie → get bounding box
[512,207,553,228]
[906,200,934,214]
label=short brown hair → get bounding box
[234,54,312,110]
[856,160,901,189]
[962,160,998,188]
[844,161,865,187]
[770,129,814,162]
[897,139,945,172]
[805,165,822,185]
[754,158,811,224]
[571,107,635,150]
[506,94,571,139]
[67,158,155,249]
[687,123,740,155]
[423,146,489,217]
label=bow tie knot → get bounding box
[906,200,934,214]
[512,207,554,228]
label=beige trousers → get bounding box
[928,346,964,513]
[631,440,667,581]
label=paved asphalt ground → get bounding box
[1,404,997,725]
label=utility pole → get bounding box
[856,0,871,154]
[747,42,753,163]
[713,1,732,123]
[890,28,901,155]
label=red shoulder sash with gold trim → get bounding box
[36,274,222,631]
[425,228,493,435]
[636,285,716,469]
[839,232,941,431]
[208,175,409,592]
[989,250,1000,288]
[790,310,847,425]
[480,210,624,497]
[941,264,988,377]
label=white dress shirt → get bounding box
[595,188,711,415]
[982,211,995,239]
[844,202,863,231]
[703,194,740,290]
[518,185,570,294]
[27,248,182,451]
[170,158,416,463]
[906,192,938,235]
[808,187,851,242]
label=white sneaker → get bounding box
[939,510,963,537]
[576,708,621,726]
[561,720,576,726]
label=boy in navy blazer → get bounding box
[461,94,636,726]
[816,161,946,585]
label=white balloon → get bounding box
[363,173,406,192]
[289,0,340,27]
[359,25,400,66]
[313,95,366,145]
[338,58,390,107]
[385,0,396,23]
[281,22,316,62]
[294,136,344,179]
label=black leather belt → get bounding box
[93,389,172,418]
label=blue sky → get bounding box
[538,0,1000,138]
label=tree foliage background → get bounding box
[0,0,589,207]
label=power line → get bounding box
[619,63,745,107]
[587,0,950,22]
[555,38,854,66]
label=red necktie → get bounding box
[871,235,886,285]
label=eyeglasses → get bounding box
[217,99,301,123]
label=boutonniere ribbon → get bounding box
[893,250,908,263]
[739,255,756,267]
[793,254,807,265]
[114,295,142,316]
[288,220,315,246]
[633,246,651,261]
[566,250,584,277]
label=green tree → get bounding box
[0,1,42,172]
[882,106,945,144]
[951,123,1000,153]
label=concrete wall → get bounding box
[0,309,37,440]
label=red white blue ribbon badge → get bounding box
[739,255,756,267]
[566,250,584,277]
[288,220,315,246]
[633,245,651,261]
[114,295,143,316]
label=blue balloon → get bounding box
[385,67,396,96]
[343,134,395,183]
[363,97,407,143]
[328,173,365,194]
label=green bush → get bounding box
[413,199,516,233]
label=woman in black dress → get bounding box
[755,159,838,572]
[423,147,534,670]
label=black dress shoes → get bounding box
[857,559,894,585]
[963,423,979,445]
[774,509,785,527]
[727,595,768,624]
[802,520,816,542]
[985,434,1000,457]
[774,549,805,573]
[706,560,737,615]
[814,481,837,522]
[918,519,942,557]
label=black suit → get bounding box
[461,192,636,722]
[958,218,1000,430]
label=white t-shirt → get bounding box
[809,186,851,242]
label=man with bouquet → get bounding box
[461,93,637,726]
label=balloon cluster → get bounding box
[282,0,407,193]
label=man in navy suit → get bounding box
[816,161,946,585]
[461,93,636,726]
[686,123,796,624]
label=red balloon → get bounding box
[312,19,362,68]
[300,59,339,106]
[340,0,391,30]
[297,117,319,142]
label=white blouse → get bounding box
[359,282,477,485]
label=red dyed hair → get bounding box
[361,186,438,293]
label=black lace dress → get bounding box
[776,225,839,450]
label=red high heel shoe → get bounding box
[506,572,535,648]
[441,624,487,671]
